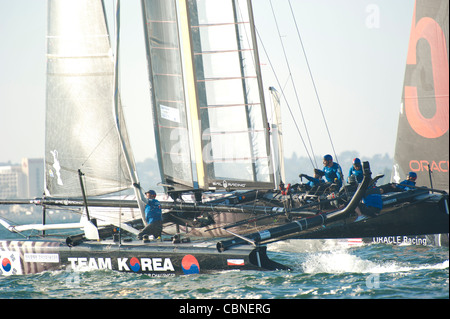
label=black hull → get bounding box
[292,194,449,240]
[0,239,288,276]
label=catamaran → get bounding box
[1,0,448,276]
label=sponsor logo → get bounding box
[68,257,112,271]
[372,236,428,246]
[24,253,59,263]
[50,150,64,186]
[404,2,448,139]
[118,257,175,272]
[181,255,200,275]
[409,160,449,173]
[212,180,247,189]
[67,257,175,273]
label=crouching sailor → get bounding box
[138,190,163,240]
[354,186,383,222]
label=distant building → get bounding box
[0,158,44,199]
[0,165,25,198]
[21,158,45,198]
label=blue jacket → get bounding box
[303,175,324,187]
[397,180,416,191]
[323,163,342,188]
[348,167,363,183]
[145,199,162,224]
[363,193,383,209]
[363,186,383,209]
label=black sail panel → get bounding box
[141,0,194,189]
[393,0,449,192]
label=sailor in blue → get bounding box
[380,172,418,194]
[322,154,343,188]
[354,186,383,222]
[138,190,163,240]
[397,172,417,191]
[347,158,363,183]
[299,169,325,188]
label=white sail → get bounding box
[44,0,146,232]
[45,0,135,198]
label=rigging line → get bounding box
[235,0,256,68]
[115,0,124,229]
[288,1,346,192]
[255,28,315,169]
[287,0,338,165]
[269,0,317,168]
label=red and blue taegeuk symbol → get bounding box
[2,258,12,272]
[181,255,200,274]
[129,257,140,272]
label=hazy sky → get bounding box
[0,0,414,169]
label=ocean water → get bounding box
[0,230,448,300]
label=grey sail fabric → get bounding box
[392,0,449,192]
[141,0,194,190]
[45,0,134,197]
[186,0,274,190]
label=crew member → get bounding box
[397,172,417,191]
[380,171,417,194]
[354,186,383,222]
[348,158,363,183]
[299,168,325,188]
[138,190,162,240]
[322,154,343,189]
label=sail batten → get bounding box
[200,103,260,109]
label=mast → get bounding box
[178,0,206,190]
[269,87,285,187]
[112,0,147,223]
